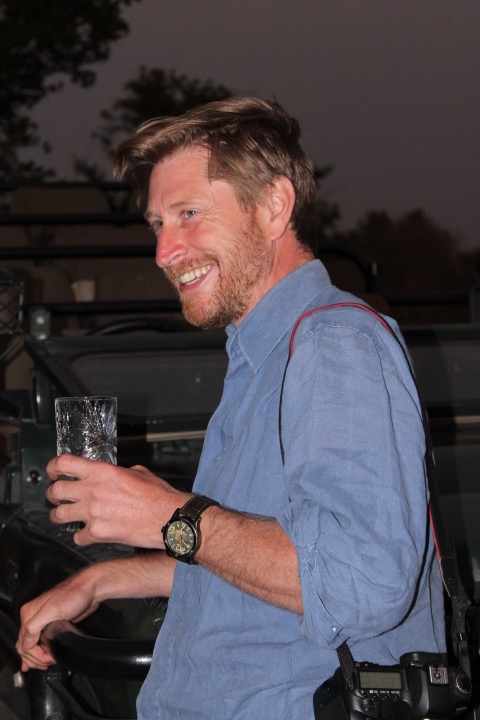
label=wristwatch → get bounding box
[162,494,219,564]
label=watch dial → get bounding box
[166,520,195,556]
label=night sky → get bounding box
[31,0,480,248]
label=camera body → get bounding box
[313,652,471,720]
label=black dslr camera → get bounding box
[313,652,471,720]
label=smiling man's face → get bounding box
[145,145,275,328]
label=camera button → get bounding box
[361,699,380,719]
[456,673,472,696]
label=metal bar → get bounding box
[0,244,152,259]
[384,292,469,306]
[25,299,181,315]
[0,213,143,226]
[0,181,130,191]
[22,294,469,317]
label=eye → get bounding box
[149,219,163,234]
[184,209,198,219]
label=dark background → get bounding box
[27,0,480,250]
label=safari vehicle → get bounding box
[0,273,228,720]
[0,193,479,718]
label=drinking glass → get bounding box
[55,395,117,531]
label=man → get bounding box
[17,98,445,719]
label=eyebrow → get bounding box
[144,199,200,223]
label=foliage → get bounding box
[341,209,466,291]
[0,0,139,182]
[76,65,340,239]
[314,165,341,242]
[84,66,232,165]
[334,209,474,323]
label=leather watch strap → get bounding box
[180,494,220,521]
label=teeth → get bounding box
[179,264,211,285]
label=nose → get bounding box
[155,227,188,268]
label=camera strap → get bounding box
[278,302,471,683]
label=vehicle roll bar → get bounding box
[42,620,153,680]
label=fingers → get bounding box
[17,632,56,671]
[47,456,150,482]
[47,480,81,506]
[16,570,99,671]
[46,453,90,481]
[17,604,55,671]
[46,456,105,531]
[19,645,56,672]
[45,456,184,547]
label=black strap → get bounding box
[336,641,356,687]
[278,302,469,678]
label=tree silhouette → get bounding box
[76,66,341,241]
[337,209,474,323]
[0,0,139,181]
[74,66,232,181]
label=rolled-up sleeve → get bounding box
[277,315,429,649]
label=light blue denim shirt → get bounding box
[138,260,445,720]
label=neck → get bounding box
[270,232,314,286]
[232,235,314,327]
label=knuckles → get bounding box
[50,504,67,523]
[46,481,61,503]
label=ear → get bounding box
[257,176,296,242]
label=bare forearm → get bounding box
[17,551,176,671]
[92,551,176,602]
[44,455,301,611]
[196,507,303,613]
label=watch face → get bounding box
[165,519,196,557]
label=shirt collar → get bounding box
[226,259,332,373]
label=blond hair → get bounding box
[114,97,317,250]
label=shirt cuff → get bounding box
[278,512,348,649]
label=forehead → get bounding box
[146,145,245,218]
[148,146,210,198]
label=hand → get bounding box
[46,455,191,548]
[16,570,99,671]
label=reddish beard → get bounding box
[164,216,272,329]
